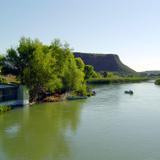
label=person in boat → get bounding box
[92,90,96,96]
[124,90,133,94]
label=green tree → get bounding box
[50,40,85,93]
[75,57,85,71]
[49,39,71,78]
[23,44,62,101]
[3,37,88,100]
[0,55,5,73]
[3,37,41,82]
[101,71,108,78]
[62,54,85,92]
[84,65,98,79]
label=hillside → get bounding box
[138,70,160,77]
[74,52,136,75]
[143,71,160,76]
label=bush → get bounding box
[155,79,160,85]
[0,105,12,113]
[87,77,149,84]
[0,76,7,83]
[74,84,87,96]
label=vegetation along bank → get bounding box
[87,77,149,84]
[155,79,160,85]
[0,37,149,104]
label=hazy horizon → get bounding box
[0,0,160,72]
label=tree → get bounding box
[63,56,85,92]
[3,37,89,101]
[3,37,41,83]
[0,55,5,73]
[102,71,108,78]
[49,39,71,78]
[23,44,62,101]
[84,65,98,79]
[75,57,85,71]
[50,40,85,93]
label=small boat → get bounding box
[124,90,134,95]
[92,90,96,96]
[87,90,96,97]
[67,96,88,100]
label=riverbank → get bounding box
[35,77,148,103]
[0,105,12,113]
[42,91,95,103]
[43,93,68,102]
[87,77,149,84]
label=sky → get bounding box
[0,0,160,71]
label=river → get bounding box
[0,81,160,160]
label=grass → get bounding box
[87,77,149,84]
[0,105,12,113]
[2,75,19,83]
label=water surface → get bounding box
[0,82,160,160]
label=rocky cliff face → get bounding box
[74,52,136,75]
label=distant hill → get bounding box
[142,71,160,76]
[74,52,136,75]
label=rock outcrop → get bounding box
[74,52,136,75]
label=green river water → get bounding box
[0,81,160,160]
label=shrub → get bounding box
[0,105,11,113]
[155,79,160,85]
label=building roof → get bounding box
[0,83,18,89]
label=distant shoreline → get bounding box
[87,77,149,84]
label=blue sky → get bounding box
[0,0,160,71]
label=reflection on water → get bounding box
[0,101,84,160]
[1,82,160,160]
[5,124,21,137]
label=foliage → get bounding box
[23,44,60,101]
[84,65,98,79]
[0,55,5,73]
[75,57,85,71]
[155,79,160,85]
[74,84,87,96]
[0,105,11,113]
[50,40,85,93]
[101,71,108,78]
[87,77,149,84]
[3,37,88,101]
[2,38,41,81]
[0,76,7,83]
[100,71,121,78]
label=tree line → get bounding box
[0,37,98,101]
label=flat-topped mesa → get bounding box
[73,52,136,75]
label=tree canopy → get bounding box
[2,37,91,101]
